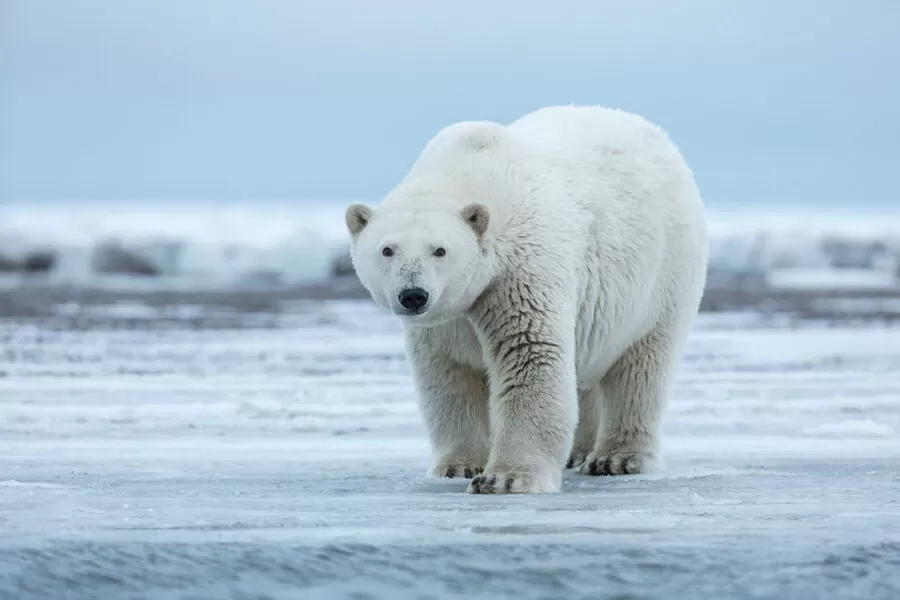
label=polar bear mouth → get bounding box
[396,306,428,317]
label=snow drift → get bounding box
[1,202,899,290]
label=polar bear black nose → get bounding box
[398,287,429,311]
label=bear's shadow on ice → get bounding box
[401,472,663,495]
[398,464,769,496]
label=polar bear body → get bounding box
[346,105,708,494]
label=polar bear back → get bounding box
[510,105,707,369]
[390,105,708,388]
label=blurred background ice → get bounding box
[1,1,899,302]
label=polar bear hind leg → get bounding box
[580,322,684,476]
[567,384,603,470]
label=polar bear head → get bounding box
[345,201,492,326]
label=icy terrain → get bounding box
[1,301,899,599]
[2,201,899,287]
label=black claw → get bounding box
[446,465,456,478]
[504,476,514,492]
[604,457,615,475]
[565,458,574,469]
[588,459,610,476]
[464,468,472,478]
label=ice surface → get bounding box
[1,300,899,599]
[0,201,350,286]
[768,268,898,290]
[2,202,900,289]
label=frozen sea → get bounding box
[3,201,900,288]
[1,300,899,599]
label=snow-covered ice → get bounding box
[2,202,900,288]
[1,300,899,599]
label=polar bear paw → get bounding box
[579,450,656,476]
[430,462,485,479]
[566,447,590,470]
[466,470,559,494]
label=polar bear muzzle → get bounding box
[397,287,429,314]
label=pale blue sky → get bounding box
[1,1,898,206]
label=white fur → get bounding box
[346,105,708,494]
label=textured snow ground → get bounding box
[1,301,899,599]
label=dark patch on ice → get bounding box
[0,541,897,600]
[0,249,56,274]
[92,240,167,276]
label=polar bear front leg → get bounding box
[406,332,491,479]
[465,279,578,494]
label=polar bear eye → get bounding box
[433,247,446,258]
[381,247,394,258]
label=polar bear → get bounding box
[345,105,708,494]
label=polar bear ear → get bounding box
[461,203,489,237]
[345,204,373,236]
